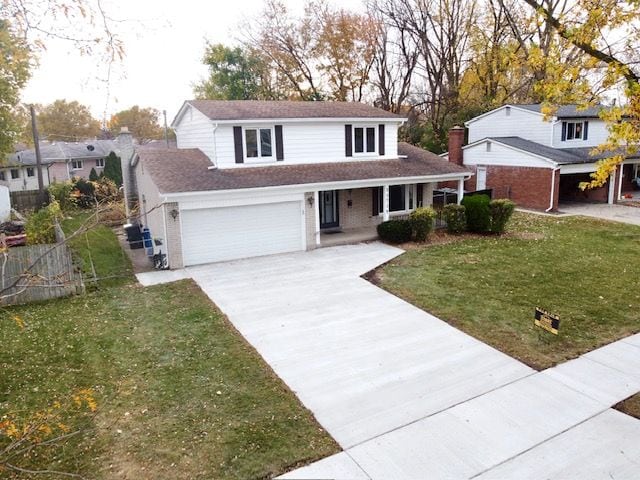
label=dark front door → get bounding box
[319,190,339,229]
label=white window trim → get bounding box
[243,126,275,164]
[96,158,105,168]
[71,159,84,170]
[353,125,378,156]
[10,169,20,180]
[26,167,35,177]
[377,184,417,215]
[564,121,586,141]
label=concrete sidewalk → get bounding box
[559,202,640,225]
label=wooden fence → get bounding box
[1,243,84,306]
[10,190,48,212]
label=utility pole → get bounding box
[29,105,46,208]
[163,109,169,148]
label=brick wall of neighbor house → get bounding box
[338,187,382,229]
[559,173,609,203]
[487,166,559,211]
[164,202,183,269]
[304,192,316,250]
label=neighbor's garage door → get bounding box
[181,201,304,266]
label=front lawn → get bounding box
[378,212,640,369]
[1,215,337,479]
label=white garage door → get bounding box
[181,201,304,266]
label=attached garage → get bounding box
[181,201,305,266]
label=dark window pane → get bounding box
[366,127,376,152]
[567,123,575,140]
[246,129,258,157]
[389,185,405,211]
[11,169,19,179]
[574,122,583,139]
[27,168,34,177]
[260,128,272,157]
[354,127,364,153]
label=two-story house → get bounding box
[445,104,640,211]
[120,100,472,268]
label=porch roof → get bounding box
[139,142,471,194]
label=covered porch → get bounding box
[306,178,466,249]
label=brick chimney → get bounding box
[448,125,465,166]
[115,126,135,220]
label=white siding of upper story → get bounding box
[0,166,51,192]
[174,105,216,163]
[551,118,609,148]
[464,140,555,169]
[134,160,166,246]
[467,106,552,146]
[213,121,400,169]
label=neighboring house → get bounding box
[0,140,119,192]
[119,100,471,268]
[0,185,10,221]
[445,104,640,211]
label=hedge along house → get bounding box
[445,104,640,211]
[119,100,472,268]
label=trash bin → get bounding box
[124,223,143,250]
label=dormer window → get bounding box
[562,121,589,141]
[245,127,273,159]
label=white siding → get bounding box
[214,121,401,169]
[134,160,166,246]
[174,105,216,163]
[0,185,9,221]
[0,166,50,192]
[552,118,609,148]
[468,107,552,145]
[464,140,555,169]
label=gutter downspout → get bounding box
[207,123,219,170]
[546,166,560,212]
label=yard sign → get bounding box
[534,307,560,335]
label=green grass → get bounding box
[1,214,337,479]
[61,212,133,287]
[378,212,640,369]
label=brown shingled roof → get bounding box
[138,142,469,195]
[186,100,403,121]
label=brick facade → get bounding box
[338,188,381,229]
[484,166,559,211]
[304,192,317,250]
[164,202,183,269]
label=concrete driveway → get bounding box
[137,243,640,479]
[560,202,640,225]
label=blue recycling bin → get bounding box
[142,228,154,257]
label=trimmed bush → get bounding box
[410,207,436,242]
[461,194,491,232]
[89,167,99,182]
[442,204,466,234]
[489,198,516,233]
[377,219,412,244]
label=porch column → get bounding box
[457,178,465,204]
[383,184,390,221]
[423,183,434,207]
[314,190,321,246]
[608,170,616,204]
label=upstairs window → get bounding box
[10,169,19,179]
[354,126,377,154]
[562,121,589,141]
[26,167,35,177]
[245,128,273,159]
[71,159,83,170]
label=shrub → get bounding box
[89,168,99,182]
[103,151,123,187]
[461,194,491,232]
[26,201,63,245]
[489,199,516,233]
[410,207,436,242]
[98,201,127,226]
[442,204,466,234]
[377,219,412,244]
[48,181,77,212]
[73,178,96,209]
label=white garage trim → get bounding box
[180,201,305,266]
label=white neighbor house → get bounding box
[0,185,10,221]
[448,104,640,211]
[120,100,471,268]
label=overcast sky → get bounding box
[21,0,364,125]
